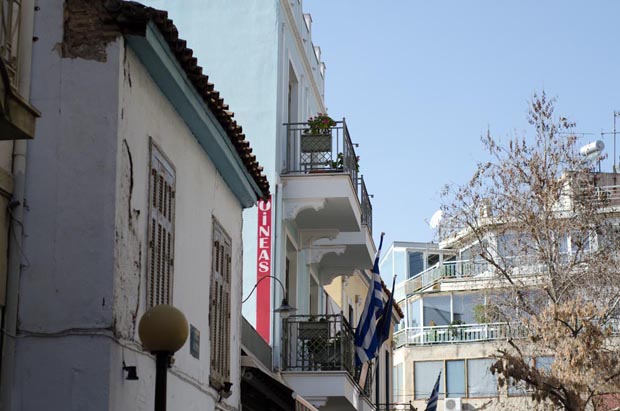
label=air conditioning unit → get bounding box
[444,397,462,411]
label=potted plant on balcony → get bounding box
[329,153,360,172]
[329,152,344,171]
[301,113,335,153]
[448,319,465,339]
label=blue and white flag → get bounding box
[354,232,386,366]
[376,274,396,348]
[424,371,441,411]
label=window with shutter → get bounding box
[210,221,232,388]
[146,144,176,309]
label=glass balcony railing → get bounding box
[283,119,373,234]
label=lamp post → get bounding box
[138,305,189,411]
[242,275,297,319]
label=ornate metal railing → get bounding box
[283,119,373,233]
[282,314,355,374]
[393,322,522,348]
[283,119,358,181]
[359,176,373,234]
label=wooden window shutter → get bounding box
[209,221,232,387]
[147,145,176,309]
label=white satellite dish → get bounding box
[429,209,443,229]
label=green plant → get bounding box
[448,319,465,338]
[307,113,336,135]
[330,152,344,169]
[329,152,360,172]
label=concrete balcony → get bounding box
[281,314,374,411]
[394,319,620,348]
[394,260,490,301]
[283,120,374,283]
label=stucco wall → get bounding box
[141,0,327,335]
[108,46,245,411]
[15,0,122,405]
[15,4,247,407]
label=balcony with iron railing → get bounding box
[283,119,372,234]
[281,314,374,399]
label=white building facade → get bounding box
[2,2,269,410]
[382,241,542,411]
[139,2,393,411]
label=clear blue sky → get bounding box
[304,1,620,245]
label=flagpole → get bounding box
[358,362,369,387]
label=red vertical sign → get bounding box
[256,197,272,342]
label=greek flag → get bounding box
[424,371,441,411]
[376,274,396,348]
[354,233,385,366]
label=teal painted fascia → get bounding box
[126,22,264,208]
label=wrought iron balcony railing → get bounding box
[358,176,373,234]
[283,119,358,178]
[281,314,377,398]
[282,314,356,375]
[283,119,372,234]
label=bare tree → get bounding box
[441,93,620,411]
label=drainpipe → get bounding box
[0,0,36,409]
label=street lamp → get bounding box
[138,305,189,411]
[242,275,297,319]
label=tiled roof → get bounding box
[108,1,270,199]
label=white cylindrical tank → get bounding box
[580,140,605,157]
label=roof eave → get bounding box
[125,22,264,207]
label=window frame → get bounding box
[146,141,176,309]
[209,218,233,389]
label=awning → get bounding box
[241,354,295,411]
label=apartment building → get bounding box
[140,1,397,410]
[383,171,620,411]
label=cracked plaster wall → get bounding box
[109,46,244,411]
